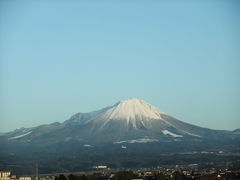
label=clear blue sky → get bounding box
[0,0,239,132]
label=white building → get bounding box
[94,165,108,169]
[0,171,11,180]
[19,177,31,180]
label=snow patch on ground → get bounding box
[128,138,159,143]
[162,130,183,138]
[83,144,94,147]
[181,130,202,137]
[114,140,127,144]
[8,131,32,140]
[114,137,159,144]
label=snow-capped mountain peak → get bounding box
[63,98,202,137]
[101,98,165,121]
[88,98,167,130]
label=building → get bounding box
[19,177,31,180]
[0,171,11,180]
[94,165,108,170]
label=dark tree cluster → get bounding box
[56,173,108,180]
[55,171,193,180]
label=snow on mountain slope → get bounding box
[180,129,201,137]
[8,131,32,140]
[162,130,183,137]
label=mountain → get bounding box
[1,98,240,174]
[233,128,240,135]
[4,98,237,143]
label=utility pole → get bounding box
[35,162,38,180]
